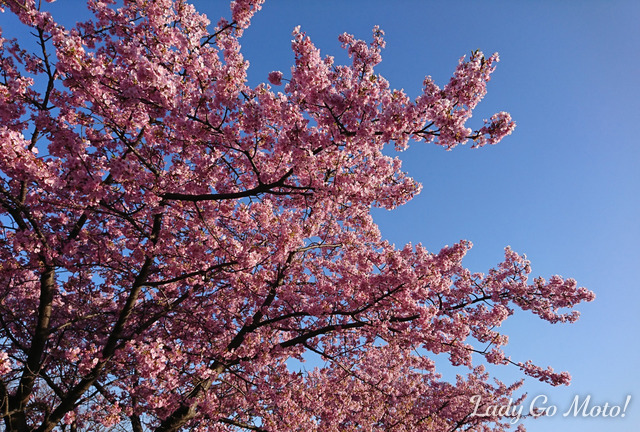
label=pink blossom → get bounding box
[62,411,76,426]
[0,0,593,430]
[268,70,283,85]
[0,351,11,375]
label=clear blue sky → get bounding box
[4,1,639,431]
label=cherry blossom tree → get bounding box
[0,0,594,431]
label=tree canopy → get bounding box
[0,0,594,431]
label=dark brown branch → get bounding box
[161,169,304,202]
[154,374,217,432]
[153,250,298,432]
[279,320,367,349]
[200,21,237,46]
[0,188,29,232]
[218,417,269,431]
[143,261,236,287]
[6,265,56,431]
[34,213,164,432]
[130,415,144,432]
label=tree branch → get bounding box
[7,265,56,432]
[34,213,164,432]
[218,417,269,431]
[161,169,305,202]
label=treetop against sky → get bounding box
[2,0,637,431]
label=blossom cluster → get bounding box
[0,1,592,431]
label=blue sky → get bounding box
[3,1,639,430]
